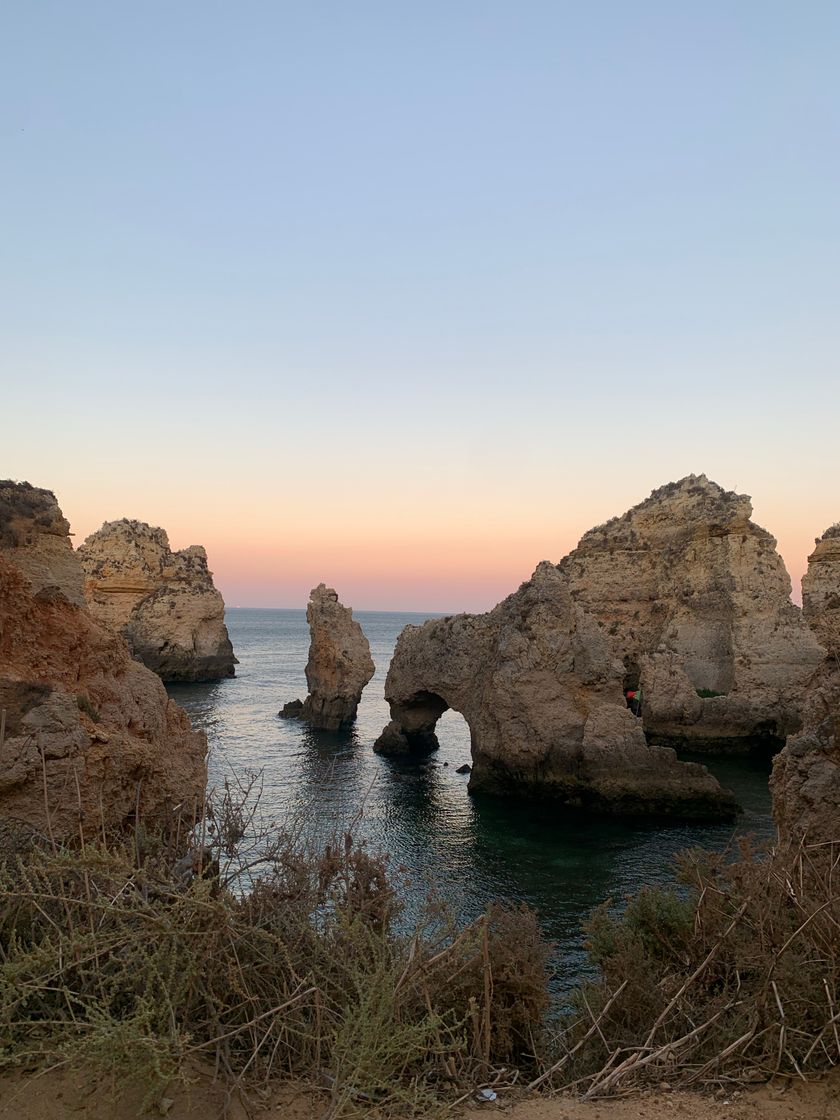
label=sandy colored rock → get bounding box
[78,520,235,682]
[282,584,375,731]
[560,475,824,752]
[772,524,840,844]
[0,483,207,843]
[375,562,736,819]
[0,480,84,606]
[802,523,840,654]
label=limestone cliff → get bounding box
[771,525,840,843]
[281,584,375,731]
[78,520,236,683]
[560,475,823,751]
[0,483,207,842]
[374,562,737,820]
[802,524,840,655]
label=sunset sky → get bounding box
[3,3,838,612]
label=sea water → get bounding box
[167,608,774,988]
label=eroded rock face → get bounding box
[0,484,207,842]
[375,562,737,819]
[78,520,235,683]
[802,525,840,655]
[772,525,840,844]
[281,584,375,731]
[560,476,823,752]
[0,481,84,607]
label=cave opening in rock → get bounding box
[388,691,477,769]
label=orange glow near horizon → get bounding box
[61,482,826,615]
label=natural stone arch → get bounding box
[374,562,737,820]
[375,689,477,756]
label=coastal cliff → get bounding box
[375,561,736,819]
[281,584,375,731]
[771,524,840,843]
[560,475,823,751]
[0,482,207,843]
[78,520,235,683]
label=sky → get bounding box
[2,2,838,611]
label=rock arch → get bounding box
[375,562,736,820]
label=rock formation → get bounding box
[374,562,737,819]
[281,584,375,731]
[560,476,823,752]
[771,525,840,844]
[78,520,236,683]
[0,482,207,843]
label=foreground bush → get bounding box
[0,802,550,1116]
[532,836,840,1096]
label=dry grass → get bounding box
[532,836,840,1097]
[0,781,550,1117]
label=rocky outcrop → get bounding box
[802,525,840,655]
[374,562,737,820]
[771,525,840,844]
[0,481,84,607]
[78,520,235,683]
[560,476,824,752]
[281,584,375,731]
[0,483,207,843]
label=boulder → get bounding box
[560,475,824,752]
[281,584,375,731]
[0,482,207,843]
[78,520,236,682]
[374,562,737,820]
[771,525,840,844]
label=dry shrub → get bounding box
[0,787,551,1116]
[534,836,840,1096]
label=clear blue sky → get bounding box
[2,3,839,609]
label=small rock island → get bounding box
[78,519,236,683]
[281,584,375,731]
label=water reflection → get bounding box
[168,608,776,989]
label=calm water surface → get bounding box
[168,608,774,986]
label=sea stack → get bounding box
[281,584,375,731]
[78,519,236,683]
[0,482,207,844]
[771,525,840,844]
[560,475,823,752]
[374,561,737,820]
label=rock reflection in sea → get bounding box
[168,608,775,990]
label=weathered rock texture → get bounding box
[560,476,824,752]
[771,525,840,844]
[375,562,737,819]
[281,584,375,731]
[78,520,235,683]
[802,525,840,655]
[0,483,207,842]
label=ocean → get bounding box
[167,607,775,988]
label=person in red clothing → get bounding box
[625,687,642,716]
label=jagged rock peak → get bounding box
[77,519,236,683]
[560,475,823,750]
[575,475,758,552]
[0,480,84,606]
[280,584,375,732]
[374,561,737,820]
[0,482,207,843]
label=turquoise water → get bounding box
[167,608,775,987]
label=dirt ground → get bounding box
[0,1067,837,1120]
